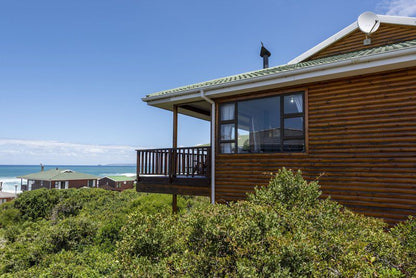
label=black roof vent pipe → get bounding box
[260,42,271,69]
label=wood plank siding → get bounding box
[65,179,96,189]
[215,67,416,224]
[306,24,416,61]
[99,177,135,191]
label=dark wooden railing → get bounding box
[137,146,211,178]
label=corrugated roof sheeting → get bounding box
[18,169,99,181]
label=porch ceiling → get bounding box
[157,100,211,121]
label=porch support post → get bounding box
[210,101,215,204]
[172,105,178,213]
[136,150,140,181]
[172,194,177,214]
[173,105,178,149]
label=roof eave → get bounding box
[144,47,416,108]
[17,174,100,181]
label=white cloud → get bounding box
[378,0,416,16]
[0,139,139,165]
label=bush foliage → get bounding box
[0,168,415,277]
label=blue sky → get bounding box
[0,0,415,164]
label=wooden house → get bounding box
[18,168,99,191]
[0,192,17,204]
[137,13,416,224]
[99,176,136,191]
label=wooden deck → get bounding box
[136,146,211,196]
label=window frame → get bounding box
[218,101,238,153]
[217,90,307,154]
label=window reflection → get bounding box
[220,143,235,154]
[237,96,281,153]
[283,139,305,152]
[219,92,305,154]
[220,124,235,140]
[284,117,304,137]
[284,93,303,114]
[220,103,235,121]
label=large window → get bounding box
[219,92,305,154]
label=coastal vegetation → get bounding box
[0,168,415,277]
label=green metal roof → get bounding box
[18,169,99,181]
[145,39,416,99]
[104,176,136,182]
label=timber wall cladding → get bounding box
[306,24,416,60]
[215,67,416,224]
[68,179,93,188]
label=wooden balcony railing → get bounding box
[137,146,211,178]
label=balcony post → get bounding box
[173,105,178,149]
[172,105,178,213]
[136,150,140,181]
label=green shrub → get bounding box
[116,168,415,277]
[248,167,321,209]
[0,188,192,276]
[13,189,61,220]
[2,224,22,243]
[117,212,183,262]
[4,247,118,278]
[127,193,177,215]
[0,220,50,273]
[48,217,97,252]
[96,215,124,252]
[391,216,416,275]
[0,206,21,228]
[1,169,415,277]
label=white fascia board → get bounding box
[146,92,202,106]
[146,47,416,108]
[378,15,416,26]
[288,22,358,65]
[288,14,416,65]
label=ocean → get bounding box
[0,165,136,193]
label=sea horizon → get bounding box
[0,164,136,193]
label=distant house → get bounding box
[18,169,99,191]
[99,176,136,191]
[0,192,17,204]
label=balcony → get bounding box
[136,146,211,196]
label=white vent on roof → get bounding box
[61,170,73,173]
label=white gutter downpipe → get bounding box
[200,90,215,204]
